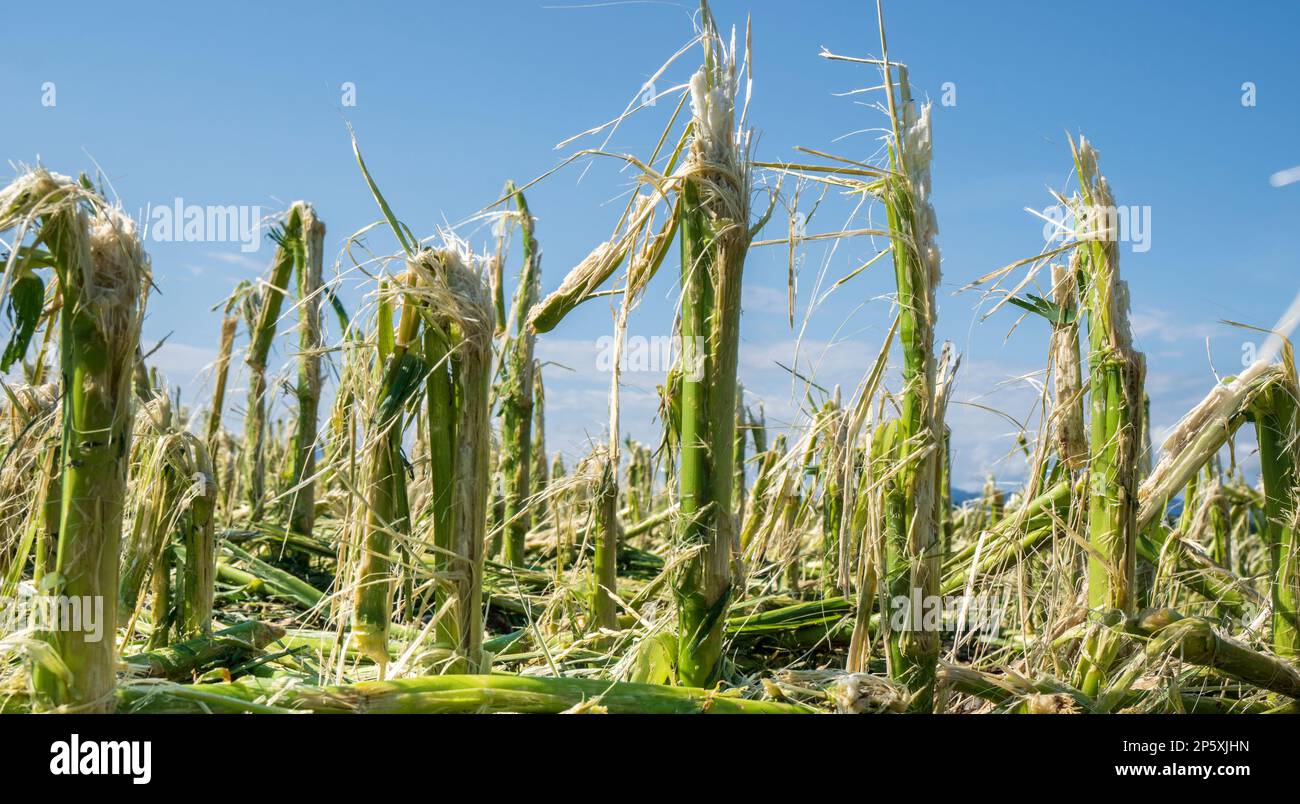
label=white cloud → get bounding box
[1128,306,1218,345]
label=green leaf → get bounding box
[375,351,427,426]
[1006,293,1075,326]
[1,273,45,372]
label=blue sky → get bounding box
[2,1,1297,489]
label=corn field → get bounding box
[1,1,1298,717]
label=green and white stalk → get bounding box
[1070,137,1147,696]
[673,16,754,686]
[878,65,944,710]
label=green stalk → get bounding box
[1250,380,1300,656]
[1071,137,1146,696]
[242,209,302,521]
[500,186,540,566]
[288,204,325,536]
[351,270,422,668]
[221,541,324,609]
[205,306,238,451]
[33,436,60,586]
[733,385,747,525]
[1135,610,1300,698]
[1205,471,1232,571]
[174,433,217,639]
[124,621,282,681]
[530,359,549,503]
[2,172,150,712]
[940,426,953,554]
[417,246,494,672]
[119,674,810,714]
[670,11,755,685]
[590,454,621,631]
[675,177,742,686]
[423,324,458,654]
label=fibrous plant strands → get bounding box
[818,392,847,598]
[500,186,541,566]
[0,169,151,712]
[241,206,303,522]
[673,7,753,688]
[1250,379,1300,656]
[937,662,1092,713]
[738,433,786,552]
[1050,257,1087,471]
[118,397,217,643]
[413,243,494,672]
[119,396,175,620]
[117,674,812,714]
[350,267,422,668]
[288,203,326,537]
[1138,362,1287,531]
[0,381,59,592]
[879,67,943,711]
